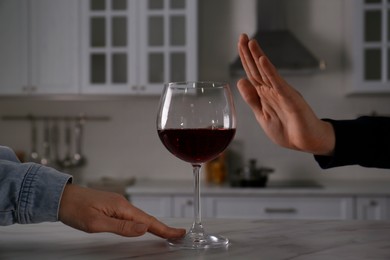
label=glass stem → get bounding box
[191,164,204,235]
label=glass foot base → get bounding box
[167,232,229,249]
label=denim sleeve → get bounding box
[0,146,72,225]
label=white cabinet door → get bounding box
[172,196,194,218]
[30,0,80,94]
[205,196,354,220]
[80,0,139,94]
[0,0,80,95]
[356,197,389,220]
[172,196,209,218]
[138,0,198,95]
[81,0,198,95]
[347,0,390,94]
[0,0,28,94]
[129,195,172,218]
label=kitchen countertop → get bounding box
[126,179,390,196]
[1,219,390,259]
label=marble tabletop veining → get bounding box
[1,218,390,259]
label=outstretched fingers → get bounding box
[248,39,271,86]
[237,79,263,114]
[259,56,283,92]
[238,34,264,86]
[146,216,186,239]
[90,215,149,237]
[126,206,186,239]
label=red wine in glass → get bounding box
[158,128,236,165]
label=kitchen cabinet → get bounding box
[130,195,172,217]
[0,0,197,96]
[172,196,197,218]
[204,196,354,220]
[130,195,206,218]
[0,0,79,95]
[129,194,354,220]
[80,0,198,95]
[356,196,389,220]
[172,196,211,218]
[347,0,390,94]
[30,0,80,95]
[0,0,28,94]
[127,180,390,220]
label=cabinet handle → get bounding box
[186,200,193,206]
[264,208,297,214]
[130,85,146,92]
[369,200,378,207]
[22,86,38,93]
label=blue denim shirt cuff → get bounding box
[18,164,73,224]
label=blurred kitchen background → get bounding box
[1,0,390,187]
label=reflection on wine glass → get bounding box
[157,81,236,249]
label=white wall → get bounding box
[1,0,390,184]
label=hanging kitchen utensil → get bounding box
[58,120,73,168]
[72,117,86,167]
[40,119,51,166]
[29,115,40,163]
[51,119,61,167]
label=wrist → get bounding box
[58,183,78,222]
[315,120,335,156]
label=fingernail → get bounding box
[134,223,148,233]
[173,228,186,238]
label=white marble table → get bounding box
[1,219,390,259]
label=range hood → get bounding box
[230,0,326,76]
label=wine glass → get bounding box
[156,81,236,249]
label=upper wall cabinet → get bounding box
[80,0,198,95]
[30,0,80,95]
[348,0,390,94]
[0,0,197,96]
[0,0,80,95]
[0,0,28,94]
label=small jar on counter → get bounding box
[205,153,226,185]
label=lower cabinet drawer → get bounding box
[204,196,354,220]
[356,197,390,220]
[128,194,354,220]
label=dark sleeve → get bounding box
[314,116,390,169]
